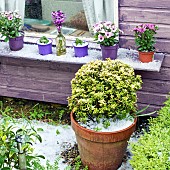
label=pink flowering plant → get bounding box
[93,21,120,46]
[133,24,159,52]
[51,10,66,32]
[0,11,22,42]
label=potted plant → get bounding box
[37,36,53,55]
[0,11,24,51]
[73,38,88,57]
[93,21,120,60]
[51,10,66,56]
[133,23,159,63]
[68,59,142,170]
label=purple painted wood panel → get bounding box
[119,23,170,39]
[0,74,72,94]
[0,54,169,111]
[162,54,170,68]
[119,36,170,54]
[0,86,70,104]
[119,0,170,56]
[119,0,170,9]
[0,55,80,104]
[137,91,167,106]
[119,7,170,25]
[140,79,170,94]
[135,68,170,81]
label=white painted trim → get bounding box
[0,0,5,11]
[114,0,119,29]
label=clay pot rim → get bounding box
[71,111,137,135]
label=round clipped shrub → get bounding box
[68,59,142,123]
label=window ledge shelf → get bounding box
[0,37,164,72]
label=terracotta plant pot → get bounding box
[9,34,24,51]
[101,44,119,60]
[71,112,137,170]
[37,39,52,55]
[138,51,154,63]
[73,42,88,57]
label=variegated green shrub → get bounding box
[68,59,142,123]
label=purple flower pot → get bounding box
[37,39,53,55]
[73,42,88,57]
[9,35,24,51]
[101,44,119,60]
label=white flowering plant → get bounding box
[93,21,120,46]
[0,11,22,42]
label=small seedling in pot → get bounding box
[93,126,102,131]
[73,38,88,57]
[39,36,49,44]
[75,38,84,46]
[37,36,52,55]
[103,119,111,129]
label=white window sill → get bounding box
[0,36,164,72]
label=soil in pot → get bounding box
[71,112,137,170]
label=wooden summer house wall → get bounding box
[0,56,82,105]
[119,0,170,112]
[0,1,169,115]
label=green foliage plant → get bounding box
[0,101,13,117]
[133,23,158,52]
[130,96,170,170]
[0,117,43,169]
[39,36,50,44]
[0,99,68,124]
[75,38,84,46]
[29,156,88,170]
[74,156,88,170]
[28,103,47,120]
[0,11,22,42]
[68,59,142,124]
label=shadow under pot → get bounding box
[73,42,88,57]
[37,38,53,55]
[9,33,24,51]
